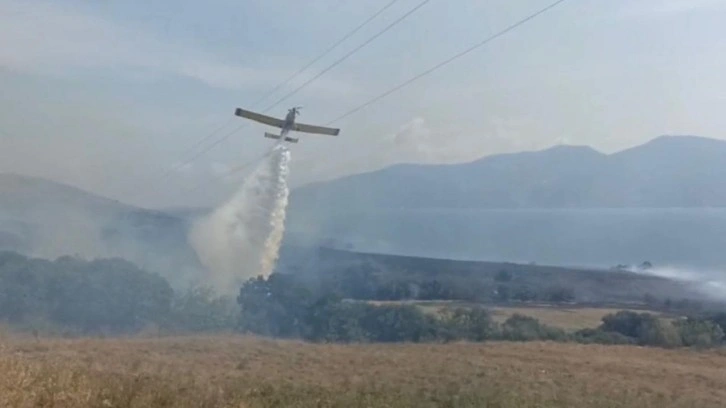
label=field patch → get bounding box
[0,335,725,407]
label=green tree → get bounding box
[170,285,238,333]
[674,318,724,348]
[236,274,314,338]
[574,328,634,345]
[47,257,173,333]
[358,304,439,342]
[439,307,497,341]
[600,311,653,338]
[636,318,682,348]
[706,312,726,340]
[0,252,49,323]
[599,311,683,348]
[305,296,369,342]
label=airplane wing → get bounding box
[235,108,285,129]
[293,122,340,136]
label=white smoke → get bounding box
[188,143,291,294]
[634,264,726,302]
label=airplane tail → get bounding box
[264,132,282,140]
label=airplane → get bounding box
[234,106,340,143]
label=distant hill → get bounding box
[0,173,202,287]
[292,246,711,306]
[5,135,726,284]
[289,135,726,214]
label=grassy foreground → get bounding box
[1,334,725,408]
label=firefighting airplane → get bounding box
[234,106,340,143]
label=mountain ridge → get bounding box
[2,134,725,281]
[288,134,726,214]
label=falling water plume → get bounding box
[189,143,291,294]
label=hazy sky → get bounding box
[1,0,725,208]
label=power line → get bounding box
[169,0,568,203]
[325,0,568,126]
[168,0,432,176]
[260,0,432,113]
[160,117,236,178]
[145,0,409,191]
[250,0,402,109]
[175,146,276,197]
[166,122,251,178]
[306,0,569,178]
[185,0,567,192]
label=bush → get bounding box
[674,318,724,348]
[358,304,440,342]
[597,310,701,348]
[169,286,238,333]
[574,328,635,345]
[0,253,174,334]
[703,312,726,338]
[438,307,497,341]
[237,274,316,338]
[600,311,655,338]
[499,314,568,342]
[635,318,683,348]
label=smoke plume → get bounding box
[189,143,291,294]
[634,265,726,302]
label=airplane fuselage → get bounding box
[279,109,298,138]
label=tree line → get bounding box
[237,274,726,348]
[296,259,710,313]
[2,250,725,349]
[0,251,236,335]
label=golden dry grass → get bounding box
[1,333,725,407]
[368,300,668,332]
[489,306,665,331]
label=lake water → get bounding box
[285,208,726,273]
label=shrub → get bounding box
[674,318,724,348]
[500,314,568,342]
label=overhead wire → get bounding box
[176,0,432,171]
[251,0,402,109]
[325,0,568,126]
[144,0,415,197]
[191,0,569,192]
[259,0,432,113]
[160,0,433,198]
[159,117,236,179]
[175,146,277,197]
[294,0,570,179]
[164,1,402,172]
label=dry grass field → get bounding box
[488,306,668,332]
[369,300,667,332]
[1,332,725,408]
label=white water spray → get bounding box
[189,143,291,294]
